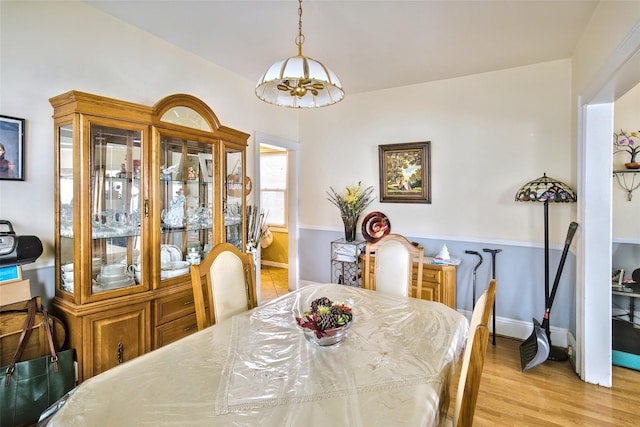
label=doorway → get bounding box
[577,29,640,386]
[254,132,300,302]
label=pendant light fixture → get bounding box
[255,0,344,108]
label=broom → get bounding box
[520,221,578,372]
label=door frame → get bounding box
[576,22,640,386]
[254,132,300,294]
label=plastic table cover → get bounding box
[44,283,468,427]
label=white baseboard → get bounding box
[261,260,288,269]
[458,309,568,347]
[567,332,578,373]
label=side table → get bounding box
[330,239,365,287]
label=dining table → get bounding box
[42,283,469,427]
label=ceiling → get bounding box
[85,0,600,95]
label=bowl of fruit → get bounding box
[295,297,354,346]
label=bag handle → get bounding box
[4,297,38,385]
[42,309,60,372]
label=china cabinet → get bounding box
[50,91,249,381]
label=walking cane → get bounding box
[464,250,483,310]
[483,248,502,345]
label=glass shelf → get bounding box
[613,169,640,201]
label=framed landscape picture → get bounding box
[378,141,431,203]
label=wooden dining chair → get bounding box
[445,279,497,427]
[190,242,257,330]
[363,233,424,297]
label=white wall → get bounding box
[0,0,298,271]
[613,82,640,240]
[296,60,578,345]
[299,60,574,246]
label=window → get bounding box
[260,149,287,228]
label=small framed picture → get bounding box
[198,153,213,183]
[0,115,25,181]
[176,154,200,180]
[379,141,431,203]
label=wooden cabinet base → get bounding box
[413,262,456,309]
[52,282,201,383]
[362,256,456,309]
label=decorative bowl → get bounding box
[296,297,354,346]
[302,321,353,346]
[101,263,127,277]
[160,261,191,279]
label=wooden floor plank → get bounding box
[450,336,640,426]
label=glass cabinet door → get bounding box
[58,123,75,294]
[156,134,214,283]
[89,122,144,295]
[224,147,245,250]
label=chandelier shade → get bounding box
[255,55,344,108]
[514,173,577,203]
[255,0,344,108]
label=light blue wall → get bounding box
[300,228,576,332]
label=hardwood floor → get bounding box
[451,336,640,426]
[256,272,640,425]
[259,265,289,303]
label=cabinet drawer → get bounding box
[154,289,197,325]
[412,281,440,302]
[154,313,198,348]
[420,266,442,284]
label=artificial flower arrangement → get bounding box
[327,182,374,218]
[614,129,639,164]
[296,297,353,339]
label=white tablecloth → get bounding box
[46,283,468,427]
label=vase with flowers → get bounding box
[614,129,640,169]
[327,182,374,241]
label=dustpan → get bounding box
[519,222,577,372]
[520,318,550,371]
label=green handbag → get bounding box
[1,299,76,427]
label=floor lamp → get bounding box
[515,173,577,359]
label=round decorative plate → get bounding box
[361,211,391,243]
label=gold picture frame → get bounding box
[378,141,431,203]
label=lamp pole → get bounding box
[543,199,550,339]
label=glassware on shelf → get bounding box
[161,190,186,228]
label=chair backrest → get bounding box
[190,243,257,330]
[452,279,496,427]
[363,234,424,297]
